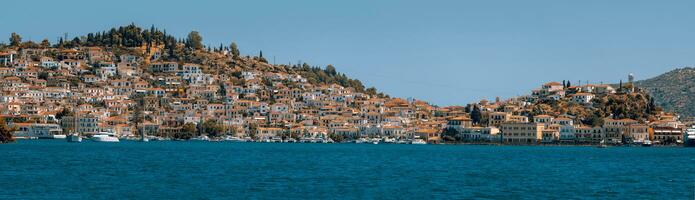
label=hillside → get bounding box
[634,67,695,118]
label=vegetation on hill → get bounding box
[0,120,15,143]
[1,24,385,97]
[521,87,658,126]
[634,67,695,118]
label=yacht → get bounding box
[191,135,210,141]
[91,132,120,143]
[66,134,82,143]
[52,134,67,139]
[411,139,427,145]
[270,137,283,143]
[383,137,396,143]
[284,138,297,143]
[685,126,695,147]
[355,138,369,144]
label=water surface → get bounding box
[1,140,693,199]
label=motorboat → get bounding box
[91,132,120,143]
[641,140,653,147]
[191,135,210,141]
[685,126,695,147]
[284,138,297,143]
[355,138,368,144]
[52,134,67,139]
[411,139,427,145]
[66,134,82,143]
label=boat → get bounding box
[383,137,396,143]
[284,138,297,143]
[685,126,695,147]
[355,138,368,144]
[191,135,210,141]
[641,140,653,147]
[411,139,427,145]
[270,137,283,143]
[91,132,120,143]
[52,134,67,139]
[597,139,608,148]
[66,134,82,143]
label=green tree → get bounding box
[9,32,21,47]
[175,123,197,140]
[230,42,240,58]
[0,120,15,143]
[56,108,73,120]
[202,119,225,137]
[471,105,482,125]
[40,39,51,48]
[326,65,337,76]
[185,31,203,50]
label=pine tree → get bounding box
[471,105,482,125]
[9,32,22,47]
[230,42,240,58]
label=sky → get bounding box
[2,0,695,106]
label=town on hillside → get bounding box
[0,26,689,145]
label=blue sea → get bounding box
[1,140,694,199]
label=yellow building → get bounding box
[499,122,544,144]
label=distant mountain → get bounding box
[634,67,695,117]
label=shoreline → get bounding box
[10,138,689,147]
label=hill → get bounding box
[634,67,695,118]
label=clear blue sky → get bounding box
[2,0,695,106]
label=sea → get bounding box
[1,140,693,199]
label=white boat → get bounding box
[52,134,67,139]
[411,139,427,145]
[284,138,297,143]
[355,138,368,144]
[191,135,210,141]
[641,140,653,147]
[91,133,120,143]
[597,139,608,148]
[383,137,396,143]
[67,134,82,143]
[685,126,695,147]
[270,137,283,143]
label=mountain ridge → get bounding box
[634,67,695,118]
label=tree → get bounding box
[56,108,73,120]
[185,31,203,50]
[202,119,225,137]
[326,65,337,76]
[176,123,197,140]
[0,120,15,143]
[230,42,240,58]
[471,105,482,125]
[40,39,51,48]
[9,32,21,47]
